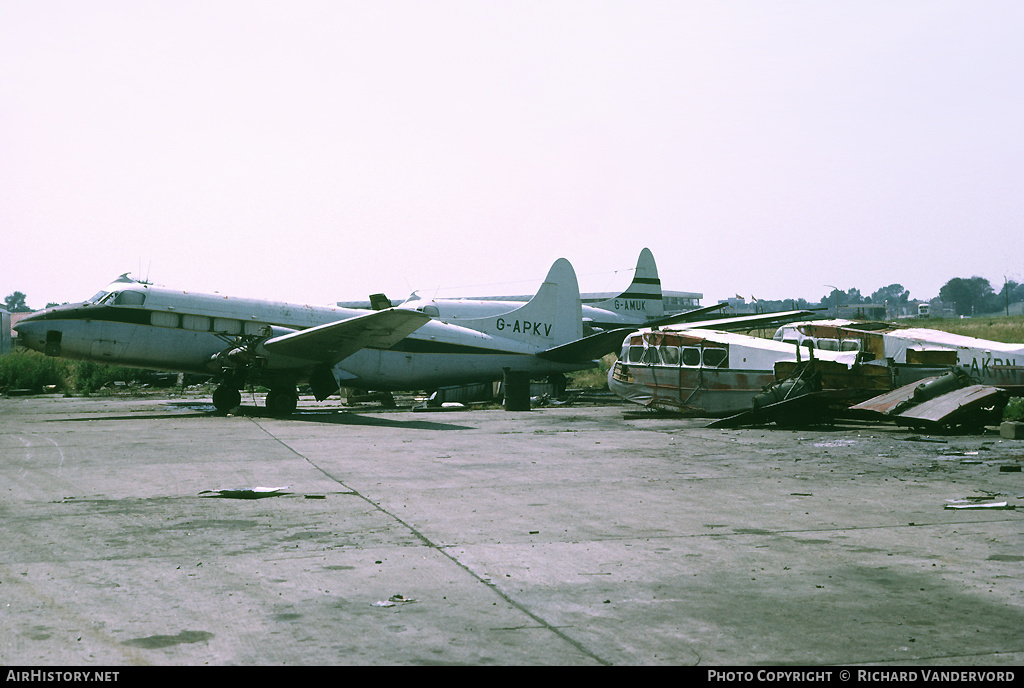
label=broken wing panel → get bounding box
[261,309,431,365]
[644,303,727,328]
[680,310,818,333]
[849,378,937,416]
[896,385,1008,424]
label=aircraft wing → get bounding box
[261,309,431,365]
[674,309,819,333]
[536,328,636,364]
[643,303,728,328]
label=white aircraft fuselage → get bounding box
[16,266,597,412]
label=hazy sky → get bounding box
[3,1,1023,310]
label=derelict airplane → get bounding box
[607,309,859,416]
[15,259,628,414]
[356,248,725,333]
[773,319,1024,392]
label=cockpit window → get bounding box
[113,290,146,306]
[89,291,113,304]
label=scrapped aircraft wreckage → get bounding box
[773,319,1024,393]
[612,317,1018,432]
[609,328,861,416]
[709,364,1010,432]
[608,324,952,417]
[847,369,1009,432]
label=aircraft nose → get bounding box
[13,314,46,351]
[13,311,66,355]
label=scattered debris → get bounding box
[944,501,1015,510]
[944,493,1017,509]
[1001,422,1024,439]
[199,486,291,499]
[372,594,416,608]
[900,436,948,444]
[412,401,469,413]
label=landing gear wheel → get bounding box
[212,386,242,413]
[266,389,298,416]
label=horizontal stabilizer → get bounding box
[537,328,635,364]
[262,309,431,364]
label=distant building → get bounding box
[569,289,701,309]
[837,303,888,320]
[4,311,34,352]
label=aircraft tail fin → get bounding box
[369,293,393,311]
[457,258,583,349]
[589,247,664,318]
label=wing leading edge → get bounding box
[261,308,432,365]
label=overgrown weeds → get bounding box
[1005,397,1024,422]
[921,315,1024,343]
[0,350,148,395]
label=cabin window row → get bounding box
[623,345,728,368]
[780,338,860,352]
[150,311,266,335]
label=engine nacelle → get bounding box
[212,325,299,369]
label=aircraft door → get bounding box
[45,330,62,357]
[87,321,137,363]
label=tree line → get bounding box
[813,277,1024,317]
[3,291,60,313]
[744,277,1024,317]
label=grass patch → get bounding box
[915,315,1024,344]
[567,353,616,390]
[0,350,72,393]
[0,350,149,395]
[1005,397,1024,422]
